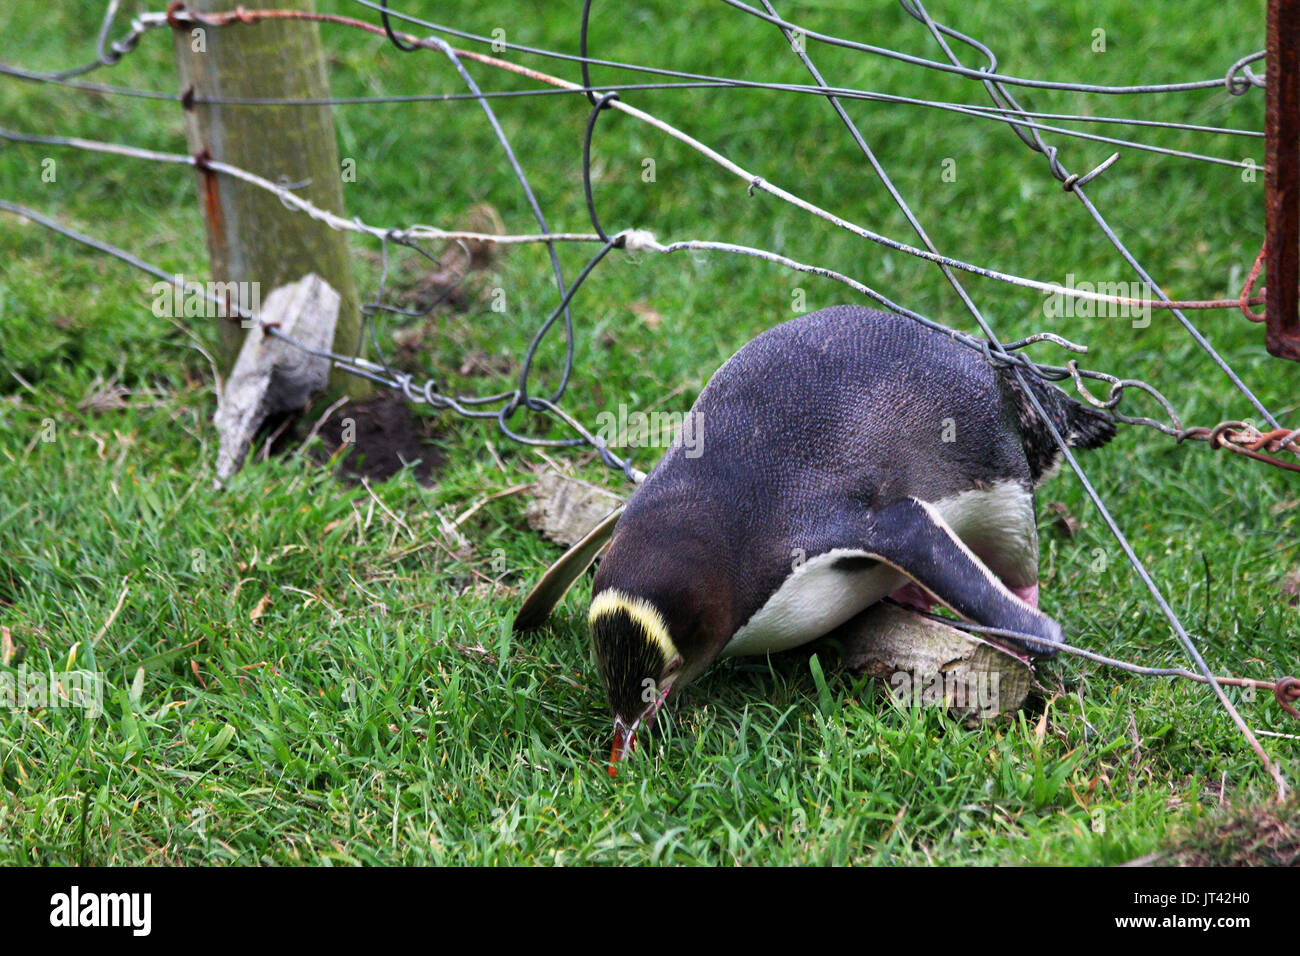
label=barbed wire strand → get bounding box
[10,0,1272,117]
[0,122,1262,316]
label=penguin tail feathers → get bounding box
[1043,382,1115,450]
[1006,372,1117,480]
[1065,401,1117,450]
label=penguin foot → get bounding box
[887,582,938,612]
[1010,583,1039,608]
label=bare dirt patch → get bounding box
[311,394,444,486]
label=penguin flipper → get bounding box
[513,506,624,632]
[859,497,1061,657]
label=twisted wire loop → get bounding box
[1178,422,1300,472]
[1226,50,1268,95]
[51,0,157,80]
[1240,240,1269,322]
[1276,677,1300,720]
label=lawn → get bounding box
[0,0,1297,865]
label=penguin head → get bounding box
[588,588,692,775]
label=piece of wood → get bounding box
[824,603,1032,719]
[172,0,366,393]
[525,472,626,547]
[214,274,339,484]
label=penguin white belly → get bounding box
[721,549,906,657]
[930,479,1037,586]
[721,480,1038,658]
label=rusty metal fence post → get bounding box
[1266,0,1300,359]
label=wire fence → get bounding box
[0,0,1295,791]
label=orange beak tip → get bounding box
[608,725,636,777]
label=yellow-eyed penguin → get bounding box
[514,305,1114,773]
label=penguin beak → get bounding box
[607,677,675,777]
[609,719,635,776]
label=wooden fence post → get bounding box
[172,0,367,395]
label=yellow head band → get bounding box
[589,589,679,662]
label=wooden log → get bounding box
[824,603,1033,720]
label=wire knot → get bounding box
[1225,51,1266,95]
[619,229,659,252]
[1062,152,1119,192]
[1275,676,1300,720]
[164,1,188,30]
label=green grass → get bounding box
[1,0,1297,865]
